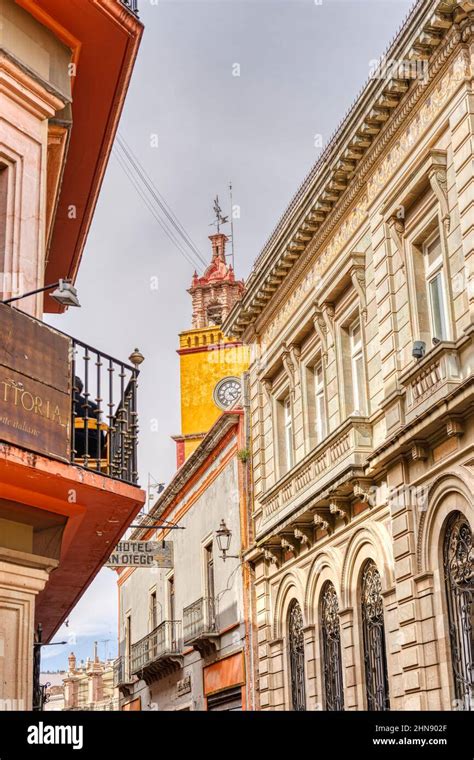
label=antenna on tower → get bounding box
[229,181,235,270]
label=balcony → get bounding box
[0,304,141,485]
[183,597,219,656]
[400,341,462,426]
[71,339,141,485]
[257,416,373,539]
[130,621,183,683]
[113,656,137,694]
[0,304,146,641]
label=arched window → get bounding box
[444,512,473,710]
[321,582,344,710]
[288,599,306,710]
[361,560,390,711]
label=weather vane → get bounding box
[211,195,229,233]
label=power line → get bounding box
[113,150,201,270]
[116,135,207,269]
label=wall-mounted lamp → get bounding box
[215,519,239,562]
[412,341,426,360]
[1,279,81,308]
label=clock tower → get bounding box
[174,232,249,466]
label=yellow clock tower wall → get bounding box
[174,232,249,466]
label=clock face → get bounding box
[214,377,242,410]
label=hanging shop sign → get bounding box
[0,304,72,461]
[106,540,173,568]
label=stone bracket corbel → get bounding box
[261,378,273,417]
[321,302,335,346]
[446,416,464,438]
[282,343,300,397]
[353,478,376,507]
[264,547,282,567]
[429,164,450,234]
[294,526,313,548]
[313,511,332,535]
[387,215,406,268]
[350,252,367,323]
[312,302,328,364]
[411,441,429,461]
[329,498,351,524]
[281,535,297,555]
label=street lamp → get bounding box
[1,279,81,308]
[215,519,239,561]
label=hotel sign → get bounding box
[0,304,72,460]
[106,540,174,568]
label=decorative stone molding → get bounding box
[224,5,466,340]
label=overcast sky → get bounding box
[43,0,412,671]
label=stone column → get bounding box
[303,624,317,709]
[0,551,52,710]
[339,606,359,710]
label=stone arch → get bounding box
[417,470,474,574]
[304,546,343,626]
[341,523,394,609]
[272,570,306,640]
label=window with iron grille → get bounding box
[320,582,344,711]
[444,512,473,711]
[288,599,306,711]
[361,561,390,711]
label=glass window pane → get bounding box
[425,234,442,270]
[429,273,447,340]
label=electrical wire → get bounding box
[115,134,207,270]
[113,150,200,270]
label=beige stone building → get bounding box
[224,0,474,711]
[62,649,118,711]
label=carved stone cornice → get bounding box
[224,8,469,341]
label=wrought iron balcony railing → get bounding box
[119,0,139,16]
[130,621,182,676]
[113,655,135,688]
[183,597,217,645]
[71,340,140,485]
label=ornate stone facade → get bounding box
[224,0,474,711]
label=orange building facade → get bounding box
[0,0,145,711]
